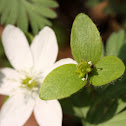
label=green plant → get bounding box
[60,29,126,126]
[39,13,125,100]
[0,0,58,34]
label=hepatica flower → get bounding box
[0,25,75,126]
[39,13,125,100]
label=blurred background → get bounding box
[0,0,126,126]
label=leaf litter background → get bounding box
[0,0,126,126]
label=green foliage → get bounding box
[60,83,126,126]
[106,30,126,63]
[86,99,118,124]
[106,30,125,57]
[100,30,126,100]
[0,0,58,34]
[100,29,126,99]
[115,99,126,114]
[45,16,126,126]
[40,18,122,124]
[40,64,87,100]
[60,86,95,118]
[71,13,102,64]
[90,56,125,86]
[98,110,126,126]
[83,30,126,125]
[40,13,125,100]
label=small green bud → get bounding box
[76,61,92,80]
[86,68,92,73]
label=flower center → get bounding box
[21,76,39,90]
[76,61,92,80]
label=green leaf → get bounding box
[71,13,102,64]
[60,86,94,118]
[0,0,6,13]
[5,0,18,25]
[25,1,57,19]
[90,56,125,86]
[116,99,126,114]
[24,1,52,34]
[0,0,11,24]
[99,73,126,100]
[39,64,87,100]
[106,30,126,60]
[17,0,28,32]
[33,0,59,8]
[73,106,89,118]
[27,11,39,34]
[86,99,118,124]
[0,0,58,34]
[98,110,126,126]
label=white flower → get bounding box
[0,25,76,126]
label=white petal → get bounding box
[51,58,77,69]
[0,92,35,126]
[0,68,21,95]
[31,26,58,72]
[34,97,62,126]
[43,58,77,78]
[2,25,33,70]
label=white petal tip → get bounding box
[82,78,86,81]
